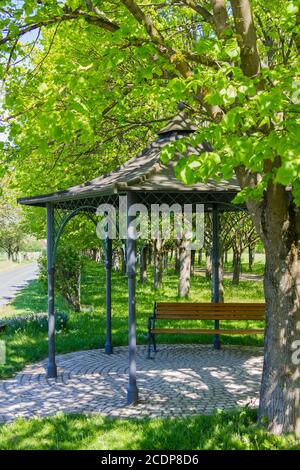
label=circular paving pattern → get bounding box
[0,345,263,423]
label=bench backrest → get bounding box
[155,302,265,321]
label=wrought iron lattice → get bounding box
[52,194,119,255]
[135,190,245,212]
[50,189,245,258]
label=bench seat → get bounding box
[152,328,264,335]
[147,302,265,358]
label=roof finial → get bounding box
[177,101,186,111]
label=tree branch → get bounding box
[0,11,119,45]
[230,0,260,77]
[211,0,230,37]
[181,0,216,29]
[121,0,164,41]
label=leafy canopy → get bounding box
[0,0,299,214]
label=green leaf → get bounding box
[275,163,298,185]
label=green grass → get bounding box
[0,409,299,450]
[198,252,265,276]
[0,259,265,379]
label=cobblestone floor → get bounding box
[0,344,263,423]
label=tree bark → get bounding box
[140,245,147,284]
[178,238,191,298]
[148,243,152,265]
[211,0,229,37]
[163,250,168,270]
[232,249,241,285]
[154,238,163,290]
[230,0,260,77]
[121,244,127,275]
[205,249,212,279]
[218,255,225,303]
[257,185,300,436]
[175,248,180,274]
[248,245,255,271]
[198,249,202,265]
[190,249,195,276]
[112,250,120,271]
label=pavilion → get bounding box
[18,112,241,405]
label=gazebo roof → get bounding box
[18,113,240,208]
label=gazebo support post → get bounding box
[104,238,113,354]
[126,191,139,405]
[46,203,57,378]
[212,204,221,350]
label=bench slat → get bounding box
[152,328,264,335]
[156,304,265,310]
[156,302,265,307]
[156,309,265,314]
[156,311,264,315]
[156,315,264,320]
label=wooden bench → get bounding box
[147,302,265,358]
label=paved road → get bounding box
[0,262,38,308]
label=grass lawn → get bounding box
[0,409,299,450]
[0,259,265,379]
[223,252,265,276]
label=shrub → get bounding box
[39,243,83,312]
[4,312,69,333]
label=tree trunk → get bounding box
[121,245,127,275]
[259,234,300,436]
[190,249,195,276]
[175,248,180,274]
[112,250,120,271]
[232,249,241,285]
[148,244,152,265]
[205,249,212,279]
[154,238,163,290]
[140,245,147,284]
[219,255,225,303]
[239,181,300,436]
[66,271,81,312]
[224,250,228,265]
[178,238,191,298]
[248,245,255,271]
[163,251,168,270]
[90,248,101,262]
[198,249,202,265]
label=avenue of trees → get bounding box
[0,1,299,435]
[41,211,259,312]
[0,197,26,260]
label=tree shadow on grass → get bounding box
[0,409,299,450]
[0,262,265,380]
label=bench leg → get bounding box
[152,333,157,352]
[213,320,221,349]
[213,335,221,350]
[147,331,152,359]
